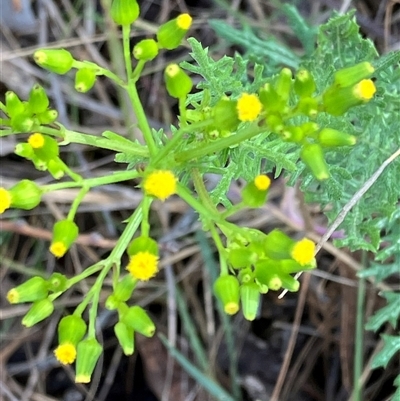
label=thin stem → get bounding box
[178,97,187,126]
[72,60,125,87]
[41,170,141,193]
[353,251,367,401]
[67,185,90,221]
[191,168,218,215]
[140,196,152,237]
[132,60,146,82]
[209,224,228,276]
[0,101,7,113]
[58,158,83,182]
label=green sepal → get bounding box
[293,69,316,98]
[318,128,356,147]
[122,306,156,337]
[28,84,49,114]
[110,0,139,26]
[263,229,294,260]
[334,61,374,87]
[22,298,54,327]
[58,315,87,346]
[164,64,193,99]
[9,179,42,210]
[6,276,48,304]
[213,275,240,315]
[240,283,260,321]
[157,14,192,50]
[113,274,137,302]
[47,272,68,292]
[33,49,74,75]
[114,321,134,355]
[127,236,158,256]
[133,39,159,61]
[75,68,97,93]
[75,338,103,383]
[300,143,330,180]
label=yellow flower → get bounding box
[50,241,67,258]
[291,238,315,266]
[0,187,12,214]
[126,251,159,281]
[54,343,77,365]
[143,170,177,201]
[28,133,45,149]
[236,93,263,122]
[177,13,192,30]
[353,79,376,100]
[254,175,271,191]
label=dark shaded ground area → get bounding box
[1,1,399,400]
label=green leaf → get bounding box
[365,292,400,331]
[371,334,400,369]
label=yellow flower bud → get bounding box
[75,338,103,383]
[240,283,260,321]
[143,170,177,201]
[214,275,240,315]
[0,188,12,214]
[290,238,316,266]
[75,68,97,93]
[7,276,48,304]
[157,14,192,50]
[8,179,42,210]
[334,62,375,88]
[33,49,74,75]
[50,219,79,258]
[164,64,193,99]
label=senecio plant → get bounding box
[0,0,389,385]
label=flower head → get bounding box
[50,241,68,258]
[0,188,12,214]
[54,343,77,365]
[143,170,177,201]
[254,175,271,191]
[353,79,376,100]
[126,251,159,281]
[28,133,45,149]
[236,93,263,122]
[177,13,192,30]
[291,238,315,266]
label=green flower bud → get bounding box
[254,260,282,291]
[255,280,269,294]
[47,158,65,180]
[33,49,74,75]
[259,83,283,114]
[294,69,316,98]
[238,267,254,284]
[113,274,137,302]
[75,338,103,383]
[47,273,68,292]
[295,97,318,117]
[164,64,193,99]
[275,68,293,103]
[105,294,120,310]
[37,109,58,124]
[50,219,79,258]
[240,283,260,321]
[58,315,87,346]
[241,175,271,208]
[5,91,25,118]
[75,68,97,93]
[318,128,356,147]
[157,14,192,50]
[263,229,294,260]
[279,259,310,274]
[214,275,240,315]
[6,276,48,304]
[212,96,240,132]
[15,143,34,160]
[28,133,59,161]
[114,321,134,355]
[127,236,158,256]
[282,126,304,143]
[299,122,319,137]
[228,247,256,269]
[122,306,156,337]
[133,39,159,61]
[280,274,300,292]
[28,84,49,114]
[266,114,284,132]
[300,143,330,181]
[22,298,54,327]
[334,62,375,88]
[110,0,139,26]
[11,114,35,133]
[9,179,42,210]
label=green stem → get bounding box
[72,60,125,87]
[178,97,187,126]
[132,60,146,82]
[58,158,83,182]
[191,168,218,215]
[67,185,90,221]
[220,201,246,219]
[209,224,228,276]
[39,125,149,157]
[41,170,141,193]
[140,196,152,237]
[353,251,367,401]
[175,125,267,163]
[0,119,11,127]
[0,101,7,113]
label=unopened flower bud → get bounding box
[113,274,137,302]
[114,321,134,355]
[28,133,59,161]
[240,283,260,321]
[157,14,192,50]
[294,69,316,98]
[318,128,356,147]
[6,276,48,304]
[47,273,68,292]
[122,306,156,337]
[214,275,240,315]
[28,84,49,114]
[50,219,79,258]
[334,62,375,87]
[22,298,54,327]
[75,338,103,383]
[9,179,42,210]
[300,143,330,180]
[254,260,282,291]
[6,91,25,118]
[37,109,58,124]
[212,96,240,132]
[33,49,74,75]
[133,39,159,61]
[110,0,139,26]
[241,175,271,208]
[75,68,97,93]
[263,229,294,260]
[164,64,192,98]
[275,68,293,103]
